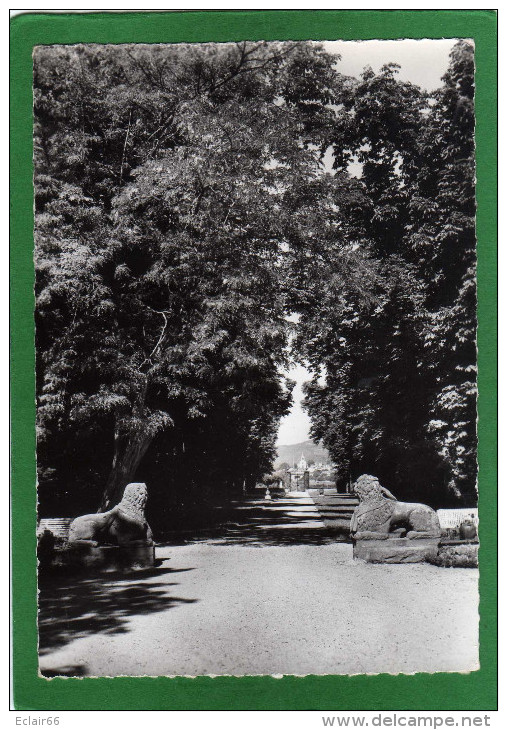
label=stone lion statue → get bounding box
[68,482,154,547]
[350,474,441,540]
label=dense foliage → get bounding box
[296,42,477,506]
[34,40,477,523]
[34,42,337,518]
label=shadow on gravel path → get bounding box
[38,562,198,658]
[308,492,358,541]
[158,495,338,547]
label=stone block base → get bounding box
[55,542,155,572]
[430,541,479,568]
[353,537,439,564]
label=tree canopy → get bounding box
[295,41,477,506]
[34,40,477,524]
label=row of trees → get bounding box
[296,41,477,506]
[34,40,476,524]
[34,41,337,520]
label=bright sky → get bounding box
[277,364,314,446]
[277,38,461,446]
[324,39,459,91]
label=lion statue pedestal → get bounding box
[64,483,155,572]
[350,475,441,564]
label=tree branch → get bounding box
[119,108,133,182]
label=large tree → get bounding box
[406,40,477,502]
[295,43,477,506]
[34,41,338,514]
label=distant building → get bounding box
[281,451,337,492]
[297,453,307,471]
[284,453,310,492]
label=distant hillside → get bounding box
[275,440,332,468]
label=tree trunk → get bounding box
[99,426,154,512]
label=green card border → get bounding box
[10,10,497,712]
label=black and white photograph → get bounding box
[34,38,479,678]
